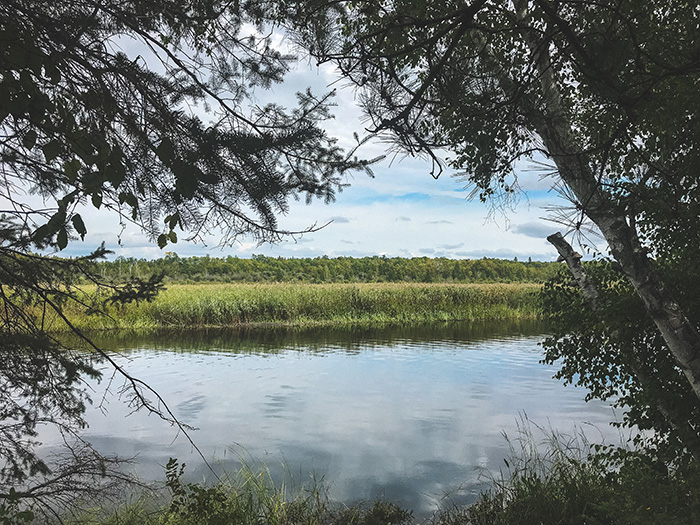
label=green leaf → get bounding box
[157,233,168,249]
[48,208,66,229]
[168,230,178,243]
[118,191,138,208]
[63,158,81,182]
[91,192,103,209]
[32,224,50,243]
[42,140,62,162]
[71,133,94,160]
[71,213,87,240]
[57,227,68,250]
[106,160,126,187]
[81,169,104,193]
[164,213,180,231]
[22,129,37,149]
[58,190,77,208]
[155,138,175,165]
[174,163,199,199]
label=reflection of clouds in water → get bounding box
[42,328,620,519]
[263,390,306,420]
[176,394,206,420]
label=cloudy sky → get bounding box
[58,50,577,262]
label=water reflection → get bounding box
[57,321,620,517]
[88,318,545,355]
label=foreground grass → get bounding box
[59,282,541,332]
[62,459,415,525]
[55,457,700,525]
[51,430,700,525]
[462,423,700,525]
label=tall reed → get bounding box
[60,283,541,331]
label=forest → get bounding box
[95,254,558,284]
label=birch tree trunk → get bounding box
[548,233,700,461]
[515,7,700,403]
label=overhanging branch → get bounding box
[547,232,597,309]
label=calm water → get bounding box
[60,321,622,516]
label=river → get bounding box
[59,320,623,517]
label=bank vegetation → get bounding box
[55,282,541,332]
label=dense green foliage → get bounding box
[286,0,700,220]
[61,283,541,331]
[542,261,700,463]
[462,425,700,525]
[1,0,371,250]
[286,0,700,435]
[94,254,557,284]
[0,0,371,514]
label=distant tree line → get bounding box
[94,253,559,284]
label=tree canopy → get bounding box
[0,0,374,515]
[95,254,557,284]
[282,0,700,459]
[1,0,373,250]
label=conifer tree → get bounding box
[0,0,372,513]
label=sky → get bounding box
[53,37,582,263]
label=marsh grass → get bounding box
[435,417,700,525]
[458,418,611,525]
[58,283,541,332]
[63,459,413,525]
[53,422,700,525]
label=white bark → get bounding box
[516,7,700,402]
[547,232,597,309]
[548,234,700,460]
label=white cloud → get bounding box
[440,242,465,250]
[511,221,557,239]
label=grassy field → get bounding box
[57,282,541,332]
